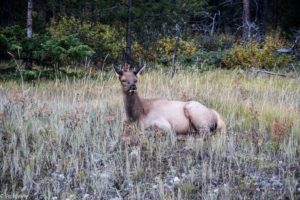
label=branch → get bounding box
[245,68,300,79]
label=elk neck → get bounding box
[123,92,145,122]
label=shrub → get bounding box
[199,33,235,51]
[155,37,197,63]
[222,33,292,69]
[131,41,156,63]
[0,25,95,68]
[193,49,227,67]
[0,34,10,59]
[33,35,95,67]
[0,26,25,57]
[48,17,121,60]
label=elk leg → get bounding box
[183,101,216,137]
[153,119,173,134]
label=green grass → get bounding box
[0,69,299,199]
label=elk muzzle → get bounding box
[128,84,137,94]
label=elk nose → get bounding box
[129,84,137,90]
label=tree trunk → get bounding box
[273,0,279,29]
[257,0,266,43]
[26,0,33,70]
[242,0,250,41]
[125,0,132,65]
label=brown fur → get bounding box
[124,92,148,122]
[114,65,226,136]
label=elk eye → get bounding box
[134,80,137,83]
[121,80,126,83]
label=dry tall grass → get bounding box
[0,69,299,199]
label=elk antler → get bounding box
[123,63,129,72]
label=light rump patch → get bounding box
[113,64,225,136]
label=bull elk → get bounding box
[114,64,225,137]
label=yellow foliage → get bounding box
[132,42,156,62]
[155,37,197,57]
[222,33,292,69]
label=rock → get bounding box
[99,172,111,179]
[21,186,28,193]
[130,149,139,158]
[173,177,180,185]
[52,172,65,182]
[83,194,90,199]
[58,174,65,181]
[123,179,134,190]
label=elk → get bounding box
[114,64,225,137]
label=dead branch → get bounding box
[244,68,300,79]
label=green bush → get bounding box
[0,34,10,59]
[48,17,121,60]
[0,25,95,68]
[33,35,95,67]
[193,49,227,67]
[0,26,25,57]
[34,37,66,67]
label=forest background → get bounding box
[0,0,300,76]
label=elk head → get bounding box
[113,64,146,95]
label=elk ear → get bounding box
[113,65,123,77]
[134,64,146,77]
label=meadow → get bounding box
[0,68,299,199]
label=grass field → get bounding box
[0,69,300,199]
